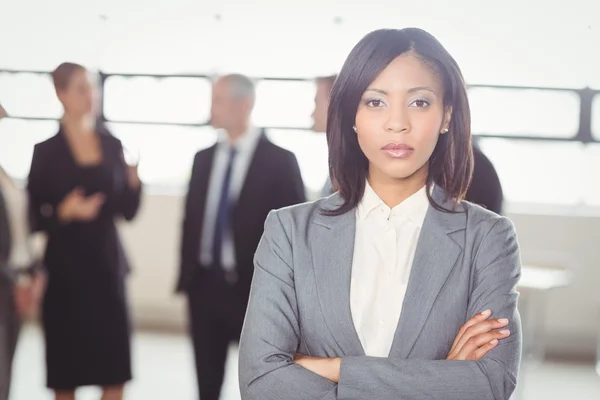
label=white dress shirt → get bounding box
[0,167,40,272]
[350,181,430,357]
[199,127,262,270]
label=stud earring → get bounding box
[353,125,357,132]
[441,127,449,134]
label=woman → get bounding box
[27,63,142,400]
[239,28,522,400]
[0,163,45,400]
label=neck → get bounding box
[368,166,427,208]
[226,122,250,144]
[62,114,95,136]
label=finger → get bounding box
[472,339,499,360]
[70,187,85,198]
[449,318,509,359]
[449,319,505,359]
[450,309,491,353]
[457,329,510,360]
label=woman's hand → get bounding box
[294,354,342,383]
[446,309,511,361]
[57,187,105,222]
[121,149,141,190]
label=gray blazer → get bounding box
[239,187,522,400]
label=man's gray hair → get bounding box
[222,73,256,104]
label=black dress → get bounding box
[27,127,141,390]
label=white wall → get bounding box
[119,193,600,359]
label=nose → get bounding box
[384,107,410,133]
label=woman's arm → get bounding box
[238,211,338,400]
[116,141,142,221]
[334,217,522,400]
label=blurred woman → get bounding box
[27,63,142,400]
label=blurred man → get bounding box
[467,137,504,214]
[312,75,336,197]
[177,74,306,400]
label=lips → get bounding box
[382,143,414,158]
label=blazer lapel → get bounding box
[311,194,365,356]
[390,186,466,359]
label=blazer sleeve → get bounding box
[239,211,338,400]
[337,217,522,400]
[27,144,66,234]
[275,151,306,208]
[115,140,142,221]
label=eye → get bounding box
[410,99,430,108]
[366,99,384,108]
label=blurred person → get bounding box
[26,63,142,400]
[312,75,337,197]
[239,28,522,399]
[1,155,45,400]
[467,137,504,214]
[177,73,306,400]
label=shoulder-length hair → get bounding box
[325,28,473,215]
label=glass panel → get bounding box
[265,129,328,195]
[469,88,580,138]
[0,72,62,118]
[103,76,211,124]
[106,123,217,187]
[0,119,58,180]
[253,80,315,129]
[477,138,585,205]
[592,94,600,140]
[584,143,600,206]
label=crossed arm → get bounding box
[238,211,522,400]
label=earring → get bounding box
[441,127,449,134]
[353,125,357,132]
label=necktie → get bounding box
[212,146,237,268]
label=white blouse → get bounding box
[350,181,429,357]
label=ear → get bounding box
[441,106,452,134]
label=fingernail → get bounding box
[490,339,499,345]
[498,318,509,325]
[481,309,492,316]
[500,330,510,336]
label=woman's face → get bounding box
[354,53,450,186]
[57,68,95,118]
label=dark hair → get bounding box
[325,28,473,216]
[52,62,86,92]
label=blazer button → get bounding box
[41,203,53,217]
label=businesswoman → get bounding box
[27,63,142,400]
[239,28,522,400]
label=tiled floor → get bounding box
[9,324,600,399]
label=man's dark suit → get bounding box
[466,143,504,215]
[177,132,306,400]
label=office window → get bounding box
[104,76,211,124]
[0,119,58,180]
[477,138,585,205]
[469,88,580,138]
[266,129,328,194]
[0,72,62,118]
[106,123,217,187]
[254,80,316,128]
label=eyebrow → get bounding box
[365,86,438,95]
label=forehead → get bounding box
[212,78,231,95]
[368,53,443,94]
